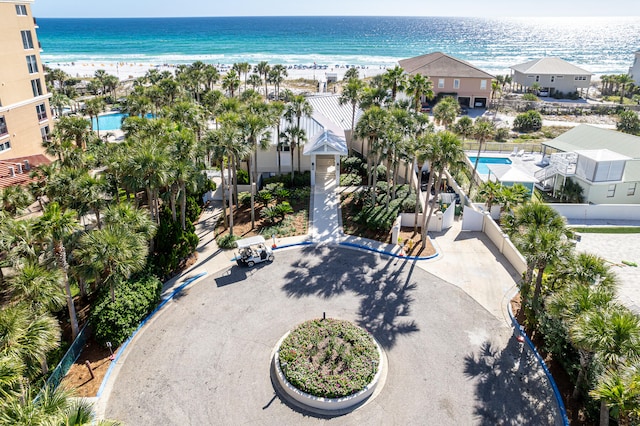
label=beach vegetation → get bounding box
[513,110,543,132]
[616,110,640,135]
[433,96,460,129]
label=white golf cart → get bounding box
[235,235,274,267]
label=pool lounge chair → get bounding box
[515,149,525,157]
[509,147,518,157]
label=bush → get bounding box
[185,195,201,223]
[262,171,311,188]
[238,191,251,207]
[216,233,238,249]
[261,202,293,224]
[340,173,363,186]
[91,272,162,346]
[256,189,272,206]
[513,110,543,132]
[153,209,199,277]
[342,156,365,175]
[522,93,538,101]
[494,127,509,142]
[236,169,249,185]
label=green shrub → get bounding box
[262,171,311,188]
[153,208,199,277]
[238,191,251,207]
[342,156,365,175]
[494,127,509,142]
[261,202,293,224]
[216,233,238,249]
[256,189,272,205]
[340,173,363,186]
[185,195,201,223]
[91,272,162,346]
[236,169,249,184]
[289,187,310,201]
[522,93,538,101]
[513,110,543,132]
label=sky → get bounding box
[31,0,640,18]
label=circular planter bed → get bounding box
[273,318,383,412]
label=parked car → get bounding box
[235,236,274,267]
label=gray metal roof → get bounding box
[306,94,361,131]
[543,125,640,159]
[510,57,592,76]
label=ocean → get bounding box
[36,16,640,75]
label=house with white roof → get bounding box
[510,57,592,96]
[535,125,640,204]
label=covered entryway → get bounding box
[304,128,348,187]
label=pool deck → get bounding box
[467,151,544,182]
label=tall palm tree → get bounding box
[381,65,406,102]
[616,74,634,104]
[355,106,389,203]
[232,62,251,91]
[247,74,263,91]
[590,366,640,426]
[127,140,170,225]
[240,110,271,228]
[6,261,66,313]
[0,185,34,217]
[33,202,80,339]
[285,95,313,173]
[433,96,460,129]
[468,119,496,193]
[254,61,271,98]
[269,65,288,100]
[339,77,365,147]
[222,69,241,98]
[55,116,91,150]
[422,131,463,243]
[405,73,434,112]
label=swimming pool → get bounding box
[92,112,153,131]
[467,156,512,175]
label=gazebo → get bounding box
[487,164,538,197]
[303,127,348,186]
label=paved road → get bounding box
[104,246,560,425]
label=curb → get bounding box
[339,241,440,261]
[506,290,569,426]
[96,272,207,398]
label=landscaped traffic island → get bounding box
[273,318,384,412]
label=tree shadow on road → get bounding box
[463,335,561,426]
[281,245,419,349]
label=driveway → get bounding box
[103,246,560,425]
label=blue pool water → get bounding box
[467,156,512,175]
[92,112,153,131]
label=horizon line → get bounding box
[34,14,638,19]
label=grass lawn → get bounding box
[571,226,640,234]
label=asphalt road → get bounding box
[104,245,560,425]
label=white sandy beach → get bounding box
[44,61,388,82]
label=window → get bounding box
[575,76,587,81]
[26,55,38,74]
[438,78,445,88]
[21,30,34,49]
[40,125,50,140]
[0,117,7,136]
[0,140,11,153]
[607,184,616,198]
[453,79,460,89]
[15,4,27,15]
[480,79,487,90]
[36,103,47,121]
[31,78,43,97]
[628,183,637,196]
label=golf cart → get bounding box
[235,235,274,267]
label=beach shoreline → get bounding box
[44,61,389,82]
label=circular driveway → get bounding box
[104,246,560,425]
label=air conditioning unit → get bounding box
[8,166,15,177]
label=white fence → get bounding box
[549,204,640,222]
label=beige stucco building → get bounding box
[399,52,495,108]
[0,0,51,178]
[510,57,592,96]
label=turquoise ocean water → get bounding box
[36,16,640,75]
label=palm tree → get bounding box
[590,367,640,426]
[355,106,389,202]
[0,185,34,217]
[422,131,463,243]
[405,73,434,112]
[617,74,634,104]
[0,305,60,381]
[33,202,80,339]
[232,62,251,91]
[285,95,313,173]
[247,74,262,91]
[433,96,459,129]
[222,69,241,98]
[477,180,503,213]
[254,61,271,98]
[55,116,91,150]
[338,77,365,147]
[102,202,157,243]
[6,261,66,313]
[468,119,496,194]
[74,224,147,302]
[240,110,272,228]
[269,64,288,100]
[381,65,406,102]
[127,140,170,225]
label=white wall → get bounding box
[549,203,640,221]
